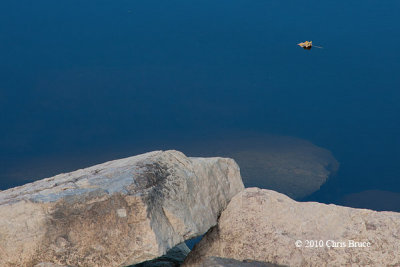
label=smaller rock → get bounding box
[184,188,400,267]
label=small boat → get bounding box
[297,41,312,49]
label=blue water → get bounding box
[1,1,399,209]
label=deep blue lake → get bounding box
[1,0,399,210]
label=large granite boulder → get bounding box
[0,150,244,267]
[184,188,400,267]
[183,135,339,199]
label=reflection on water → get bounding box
[1,0,400,211]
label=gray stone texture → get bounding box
[0,150,244,267]
[184,188,400,267]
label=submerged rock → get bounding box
[184,135,339,199]
[184,188,400,267]
[0,150,244,267]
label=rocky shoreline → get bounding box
[183,188,400,266]
[0,150,399,267]
[0,150,243,266]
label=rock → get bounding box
[188,257,285,267]
[34,263,69,267]
[339,190,400,212]
[184,188,400,267]
[132,243,190,267]
[184,135,339,199]
[0,150,244,267]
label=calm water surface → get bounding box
[1,0,399,209]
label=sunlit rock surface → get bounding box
[184,188,400,267]
[184,135,339,199]
[186,257,285,267]
[0,150,243,267]
[34,263,68,267]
